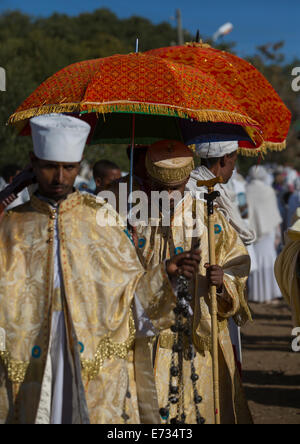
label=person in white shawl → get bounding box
[186,141,256,374]
[246,165,282,303]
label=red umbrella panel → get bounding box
[146,43,292,156]
[8,53,264,150]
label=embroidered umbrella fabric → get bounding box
[8,53,263,148]
[146,43,292,156]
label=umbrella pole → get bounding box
[128,39,139,228]
[128,113,136,222]
[197,177,223,425]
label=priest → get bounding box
[186,141,256,374]
[0,115,200,424]
[132,140,253,424]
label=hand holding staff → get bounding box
[197,176,224,425]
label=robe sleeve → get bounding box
[214,210,252,325]
[93,199,177,333]
[134,263,176,331]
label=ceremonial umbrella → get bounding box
[8,52,263,149]
[7,52,264,424]
[146,42,292,156]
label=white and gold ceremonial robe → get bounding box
[133,192,253,424]
[275,208,300,327]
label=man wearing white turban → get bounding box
[186,141,256,374]
[186,141,256,246]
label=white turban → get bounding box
[195,141,238,158]
[30,113,91,163]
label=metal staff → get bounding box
[197,176,224,425]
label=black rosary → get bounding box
[159,275,205,425]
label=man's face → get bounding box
[96,168,121,191]
[31,155,81,201]
[148,177,188,212]
[221,151,238,183]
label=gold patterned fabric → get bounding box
[132,192,252,424]
[275,208,300,327]
[9,53,263,151]
[0,191,176,424]
[146,44,291,156]
[145,140,194,186]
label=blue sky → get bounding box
[1,0,299,61]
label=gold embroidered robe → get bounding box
[133,192,252,424]
[275,209,300,327]
[0,191,176,424]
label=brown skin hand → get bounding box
[30,153,81,204]
[204,263,224,291]
[166,249,201,281]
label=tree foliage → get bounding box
[0,9,298,173]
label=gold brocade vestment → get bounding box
[133,192,253,424]
[275,208,300,327]
[0,191,176,424]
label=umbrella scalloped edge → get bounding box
[238,140,287,157]
[8,100,264,146]
[7,103,82,125]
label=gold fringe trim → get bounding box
[81,311,136,381]
[81,102,259,128]
[264,140,287,152]
[8,100,259,130]
[0,351,29,384]
[145,155,195,185]
[8,101,286,157]
[7,102,82,126]
[238,140,286,157]
[238,147,264,158]
[185,41,212,49]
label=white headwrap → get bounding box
[186,165,256,246]
[195,141,238,158]
[30,113,91,163]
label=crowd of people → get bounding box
[0,114,299,424]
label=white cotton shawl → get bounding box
[246,166,282,241]
[186,165,256,246]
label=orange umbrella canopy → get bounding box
[8,53,263,148]
[146,43,292,155]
